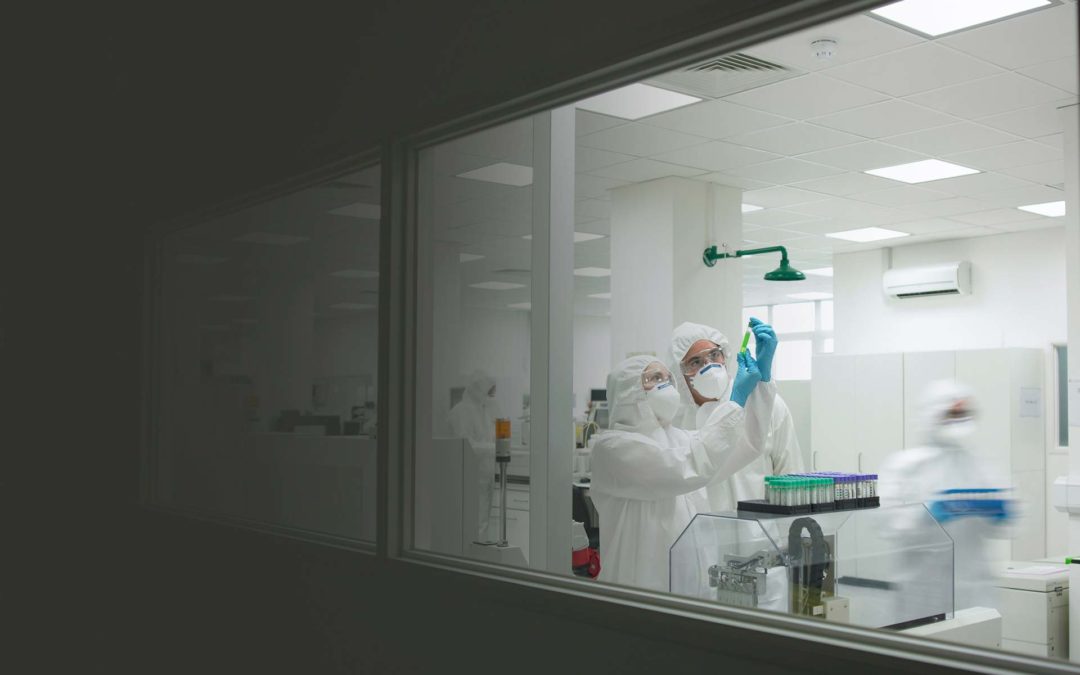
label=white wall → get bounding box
[834,226,1068,555]
[455,306,532,428]
[573,314,610,418]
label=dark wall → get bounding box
[12,1,989,672]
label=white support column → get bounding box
[609,177,743,366]
[1059,102,1080,662]
[530,107,575,574]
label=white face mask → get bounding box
[938,418,975,444]
[646,382,681,425]
[690,363,729,400]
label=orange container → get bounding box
[495,418,512,440]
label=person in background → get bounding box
[448,370,499,542]
[670,319,803,512]
[590,343,775,592]
[878,380,1015,612]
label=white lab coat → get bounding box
[670,321,804,512]
[448,371,499,542]
[590,355,775,592]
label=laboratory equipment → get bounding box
[670,504,954,630]
[702,244,806,281]
[740,326,751,354]
[994,562,1069,659]
[749,472,878,515]
[495,417,512,547]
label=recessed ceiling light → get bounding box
[826,227,911,243]
[742,204,764,213]
[330,269,379,279]
[871,0,1050,37]
[211,295,251,302]
[865,159,979,184]
[507,302,532,310]
[469,281,527,290]
[329,302,375,311]
[1017,201,1066,217]
[575,82,702,120]
[459,253,485,263]
[787,292,834,301]
[588,292,612,300]
[457,162,533,187]
[176,254,228,265]
[234,232,310,245]
[803,267,834,277]
[522,232,607,243]
[328,202,381,219]
[573,267,612,277]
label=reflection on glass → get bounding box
[153,165,381,542]
[771,302,815,333]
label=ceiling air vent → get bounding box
[648,52,801,99]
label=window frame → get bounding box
[381,3,1078,672]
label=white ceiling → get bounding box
[435,2,1077,312]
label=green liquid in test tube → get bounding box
[740,325,752,354]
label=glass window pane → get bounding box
[774,339,812,380]
[742,305,768,327]
[415,118,535,564]
[820,300,833,331]
[153,164,381,542]
[771,302,815,334]
[1058,345,1069,447]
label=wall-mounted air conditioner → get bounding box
[883,261,971,299]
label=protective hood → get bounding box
[918,379,977,448]
[607,355,677,434]
[669,322,733,426]
[463,370,496,405]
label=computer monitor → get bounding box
[590,388,607,403]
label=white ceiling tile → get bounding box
[1018,57,1079,95]
[978,101,1072,139]
[587,159,707,182]
[741,14,924,72]
[723,74,887,119]
[575,173,630,200]
[848,185,951,207]
[792,171,898,196]
[575,146,636,172]
[576,110,625,136]
[793,197,911,225]
[577,123,709,156]
[882,122,1019,155]
[741,186,832,208]
[976,184,1066,208]
[994,219,1068,233]
[721,157,844,184]
[1035,133,1065,149]
[906,73,1068,119]
[697,173,775,191]
[901,226,1001,244]
[945,140,1063,171]
[796,141,927,171]
[924,171,1032,197]
[900,196,986,218]
[884,218,970,235]
[575,199,611,220]
[641,99,789,139]
[950,208,1045,227]
[725,122,863,155]
[939,3,1078,71]
[742,227,816,244]
[741,208,820,227]
[810,99,956,138]
[822,43,1001,97]
[651,141,778,172]
[998,159,1066,185]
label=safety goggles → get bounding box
[680,346,725,375]
[641,364,675,391]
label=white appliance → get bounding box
[995,562,1069,659]
[882,261,971,298]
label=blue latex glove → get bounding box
[730,351,762,408]
[748,317,777,382]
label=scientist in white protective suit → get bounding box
[670,319,803,512]
[447,370,499,543]
[590,336,777,592]
[878,380,1016,613]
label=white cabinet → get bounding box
[812,348,1045,561]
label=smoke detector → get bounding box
[811,39,837,61]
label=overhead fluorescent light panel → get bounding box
[865,159,979,184]
[871,0,1051,37]
[576,83,701,120]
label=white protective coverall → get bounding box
[590,355,776,592]
[878,380,1014,613]
[670,322,803,512]
[448,370,499,542]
